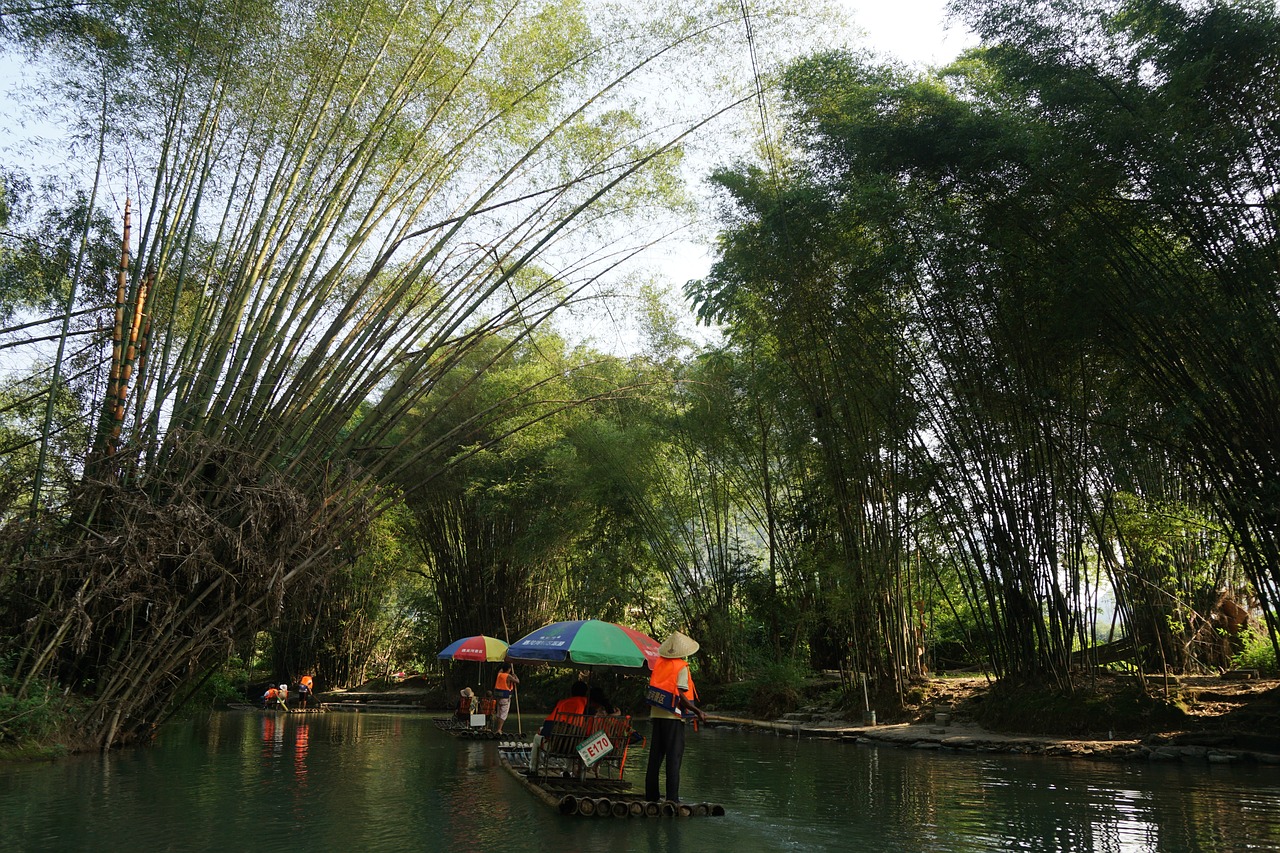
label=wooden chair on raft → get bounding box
[531,713,634,781]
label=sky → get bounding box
[841,0,978,66]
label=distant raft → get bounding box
[497,742,725,818]
[432,718,525,740]
[226,703,328,714]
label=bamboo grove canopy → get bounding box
[0,0,800,748]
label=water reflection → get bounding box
[294,723,310,776]
[2,714,1279,852]
[261,713,283,758]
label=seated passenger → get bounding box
[456,687,476,720]
[587,686,620,716]
[539,680,589,737]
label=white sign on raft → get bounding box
[576,730,614,767]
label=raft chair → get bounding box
[533,713,633,782]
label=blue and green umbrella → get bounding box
[505,619,660,669]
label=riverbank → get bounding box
[704,714,1280,765]
[707,671,1280,767]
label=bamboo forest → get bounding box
[1,0,1278,754]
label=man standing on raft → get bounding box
[645,631,706,803]
[493,663,519,734]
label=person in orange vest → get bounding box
[456,687,476,720]
[644,631,705,803]
[493,663,520,734]
[298,675,315,709]
[261,685,279,709]
[539,680,589,737]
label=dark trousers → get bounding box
[645,717,686,801]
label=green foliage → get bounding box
[0,654,77,750]
[707,660,808,719]
[0,171,119,323]
[1233,626,1278,676]
[176,658,254,714]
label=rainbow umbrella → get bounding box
[437,635,509,662]
[505,619,660,669]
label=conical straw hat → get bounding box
[657,631,700,658]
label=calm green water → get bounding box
[3,711,1279,852]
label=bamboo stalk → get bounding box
[93,197,131,464]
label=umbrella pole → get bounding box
[502,608,522,736]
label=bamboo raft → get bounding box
[497,742,726,818]
[226,703,328,714]
[322,700,428,712]
[432,718,525,740]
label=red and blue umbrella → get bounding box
[437,635,509,662]
[505,619,660,669]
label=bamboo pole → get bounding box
[108,272,151,453]
[95,197,130,463]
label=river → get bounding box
[3,710,1278,851]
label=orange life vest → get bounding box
[300,675,314,691]
[546,695,588,725]
[494,671,515,698]
[646,657,696,716]
[480,698,496,715]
